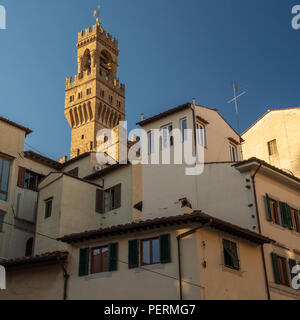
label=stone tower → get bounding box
[65,22,125,159]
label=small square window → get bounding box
[268,139,277,156]
[45,199,53,219]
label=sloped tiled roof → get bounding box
[58,211,274,245]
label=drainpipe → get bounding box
[58,257,70,301]
[176,220,211,300]
[190,99,200,209]
[251,162,271,300]
[191,99,198,162]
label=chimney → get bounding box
[192,98,196,107]
[141,113,145,121]
[59,156,68,164]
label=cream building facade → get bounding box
[0,117,60,260]
[0,212,272,300]
[242,107,300,178]
[1,11,300,301]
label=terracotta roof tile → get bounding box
[0,251,69,268]
[58,211,274,245]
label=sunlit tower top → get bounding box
[65,4,126,159]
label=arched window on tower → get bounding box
[25,237,34,257]
[82,49,91,73]
[100,50,112,77]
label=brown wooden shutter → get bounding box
[114,184,121,209]
[95,189,104,214]
[265,194,273,222]
[17,167,26,188]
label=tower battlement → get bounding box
[65,64,125,96]
[65,15,126,159]
[77,24,118,52]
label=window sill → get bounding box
[221,264,243,277]
[269,222,285,231]
[85,272,112,281]
[269,282,300,298]
[291,231,300,238]
[135,263,165,273]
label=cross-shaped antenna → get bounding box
[227,81,246,136]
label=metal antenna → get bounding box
[227,81,246,136]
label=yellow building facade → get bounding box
[242,108,300,178]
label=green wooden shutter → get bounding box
[271,253,281,284]
[79,248,90,277]
[160,234,171,264]
[17,167,26,188]
[113,184,121,209]
[108,243,118,271]
[95,189,104,214]
[285,204,293,230]
[279,202,288,228]
[288,259,297,288]
[265,194,273,222]
[128,240,139,269]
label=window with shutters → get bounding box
[0,155,11,201]
[291,208,300,233]
[223,239,240,270]
[141,237,160,266]
[271,253,290,286]
[268,198,281,225]
[129,234,171,268]
[91,246,109,274]
[95,184,121,214]
[45,198,53,219]
[78,243,118,276]
[18,167,44,192]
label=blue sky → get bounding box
[0,0,299,160]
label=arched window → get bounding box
[25,237,34,257]
[82,49,91,73]
[100,50,112,75]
